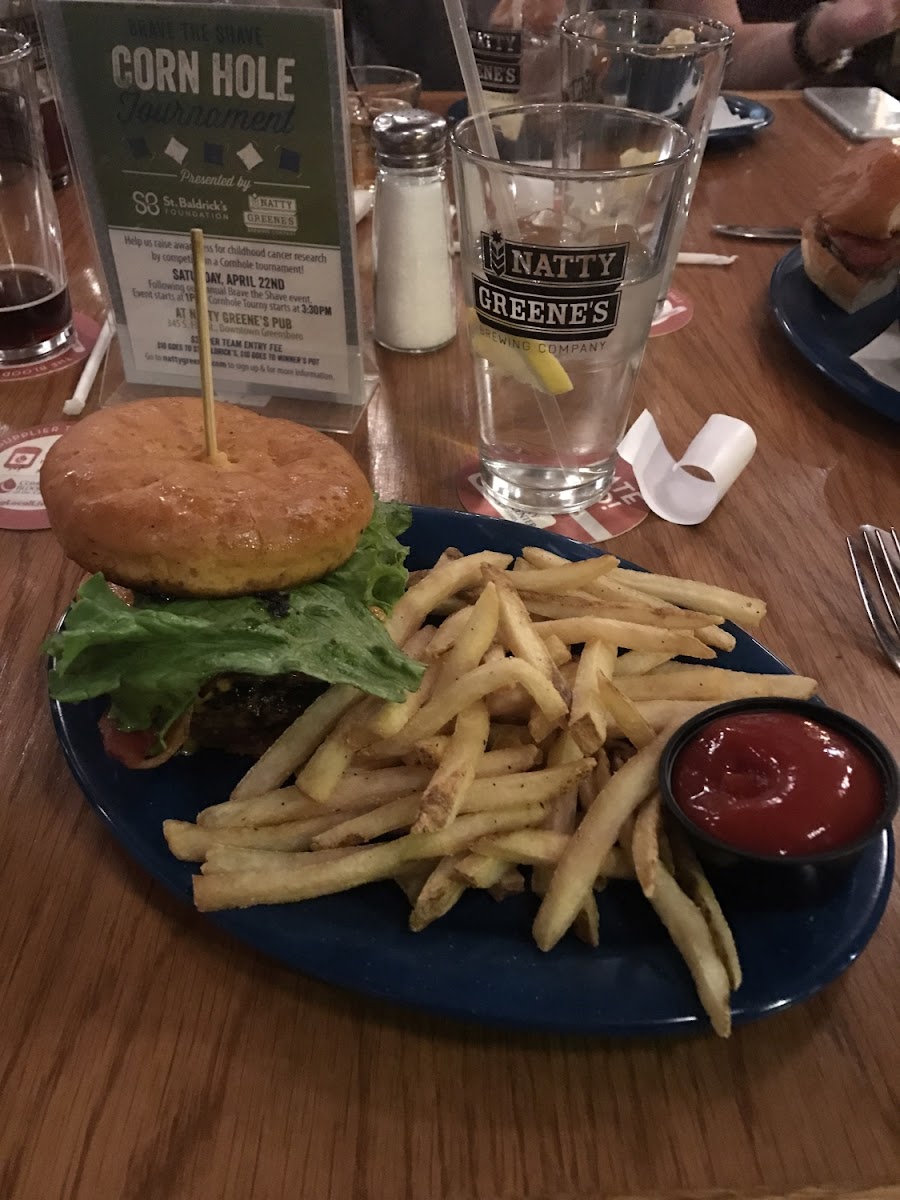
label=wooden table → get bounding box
[1,93,898,1200]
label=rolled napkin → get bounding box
[677,252,737,265]
[618,410,757,525]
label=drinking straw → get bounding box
[441,0,572,478]
[62,313,114,416]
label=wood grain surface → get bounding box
[0,94,898,1200]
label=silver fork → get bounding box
[846,525,900,673]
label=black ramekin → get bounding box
[658,698,899,880]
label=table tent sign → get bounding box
[40,0,373,432]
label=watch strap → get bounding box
[792,3,852,75]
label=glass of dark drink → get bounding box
[0,29,72,363]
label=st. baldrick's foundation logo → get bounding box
[475,230,628,341]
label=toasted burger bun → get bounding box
[41,397,374,597]
[801,217,899,313]
[817,140,900,241]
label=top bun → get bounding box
[817,139,900,241]
[41,397,375,597]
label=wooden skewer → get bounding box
[190,227,220,462]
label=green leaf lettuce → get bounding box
[44,499,424,738]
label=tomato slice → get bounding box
[98,710,191,769]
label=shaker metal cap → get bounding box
[372,108,447,167]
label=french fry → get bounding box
[409,855,468,930]
[617,667,817,703]
[488,567,571,741]
[296,630,439,801]
[367,658,568,758]
[573,894,600,947]
[532,723,677,951]
[609,567,765,627]
[201,845,356,874]
[165,814,348,861]
[194,804,548,911]
[494,555,616,593]
[631,792,661,898]
[387,551,511,645]
[359,655,442,743]
[594,674,656,750]
[578,751,608,811]
[613,650,676,677]
[311,794,422,849]
[570,640,618,744]
[521,546,619,573]
[490,569,562,683]
[404,547,462,590]
[313,760,594,849]
[198,787,330,830]
[413,700,490,832]
[594,579,735,652]
[668,824,742,991]
[453,852,512,889]
[230,683,361,801]
[522,547,735,650]
[440,582,501,687]
[544,633,572,667]
[648,865,733,1037]
[411,740,540,776]
[423,604,474,658]
[619,699,718,734]
[325,764,432,804]
[534,618,716,659]
[518,591,721,629]
[470,831,633,879]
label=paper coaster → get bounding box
[0,423,68,530]
[649,288,693,338]
[0,313,102,383]
[457,459,649,542]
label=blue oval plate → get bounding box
[770,245,900,425]
[51,506,893,1036]
[445,94,773,148]
[706,94,774,146]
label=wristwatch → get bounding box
[792,3,854,75]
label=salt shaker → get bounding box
[371,109,456,354]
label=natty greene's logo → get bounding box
[469,27,521,93]
[475,230,629,342]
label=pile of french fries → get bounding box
[163,545,817,1037]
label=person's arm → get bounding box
[670,0,900,90]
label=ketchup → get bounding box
[671,711,883,857]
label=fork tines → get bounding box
[847,525,900,673]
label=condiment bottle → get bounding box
[371,109,456,354]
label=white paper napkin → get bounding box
[354,189,374,223]
[710,95,760,133]
[618,410,757,525]
[850,322,900,390]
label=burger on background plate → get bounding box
[41,397,424,768]
[801,138,900,313]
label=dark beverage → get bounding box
[0,264,72,360]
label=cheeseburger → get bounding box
[41,397,423,767]
[801,139,900,313]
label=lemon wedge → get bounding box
[467,311,573,396]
